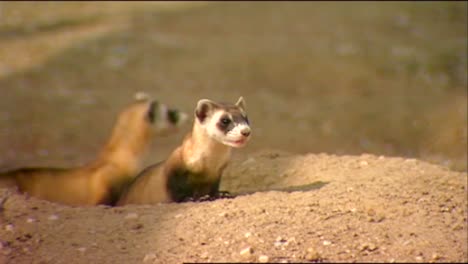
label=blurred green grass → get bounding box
[0,2,466,171]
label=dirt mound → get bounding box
[0,151,466,263]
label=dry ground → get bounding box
[1,151,467,263]
[0,2,466,263]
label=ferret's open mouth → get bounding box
[230,138,248,146]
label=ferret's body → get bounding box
[0,94,187,206]
[6,163,131,206]
[117,97,251,205]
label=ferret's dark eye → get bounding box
[167,109,179,124]
[147,101,158,123]
[221,118,231,125]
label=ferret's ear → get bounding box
[235,96,246,111]
[195,99,216,123]
[134,91,150,102]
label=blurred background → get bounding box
[0,1,466,171]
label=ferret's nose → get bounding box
[241,127,251,137]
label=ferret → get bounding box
[116,96,251,205]
[0,93,187,206]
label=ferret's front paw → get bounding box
[183,191,236,203]
[215,191,235,199]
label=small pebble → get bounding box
[200,252,209,259]
[218,212,228,217]
[368,243,378,251]
[143,253,156,262]
[258,255,269,263]
[244,232,252,238]
[359,243,378,252]
[431,253,441,260]
[2,248,12,255]
[240,246,253,257]
[5,224,14,232]
[274,237,288,247]
[242,157,256,166]
[26,218,36,223]
[131,223,144,230]
[305,248,321,261]
[77,247,86,253]
[48,214,59,221]
[323,240,332,246]
[124,213,138,220]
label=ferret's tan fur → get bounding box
[117,97,251,205]
[0,95,187,206]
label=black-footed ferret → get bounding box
[116,97,251,205]
[0,93,188,206]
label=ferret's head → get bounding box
[194,96,251,148]
[135,93,188,135]
[121,92,188,137]
[100,93,188,175]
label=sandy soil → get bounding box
[1,150,466,263]
[0,2,466,264]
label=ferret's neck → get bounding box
[90,125,151,175]
[181,121,231,174]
